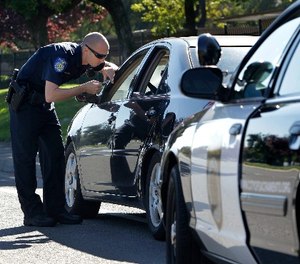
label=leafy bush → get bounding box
[0,75,10,90]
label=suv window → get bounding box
[232,17,300,100]
[278,40,300,95]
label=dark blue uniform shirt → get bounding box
[18,42,86,94]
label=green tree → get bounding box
[131,0,185,36]
[48,3,108,44]
[131,0,297,36]
[131,0,243,36]
[234,0,296,13]
[89,0,135,59]
[206,0,243,27]
[1,0,135,58]
[1,0,82,49]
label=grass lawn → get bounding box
[0,84,85,142]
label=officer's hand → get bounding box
[101,62,118,84]
[82,80,102,95]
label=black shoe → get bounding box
[55,212,82,225]
[24,214,57,227]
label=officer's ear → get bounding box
[81,45,91,65]
[82,45,89,55]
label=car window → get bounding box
[142,50,170,95]
[110,49,149,101]
[232,17,300,100]
[278,39,300,95]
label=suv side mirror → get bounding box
[181,67,223,100]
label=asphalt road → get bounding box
[0,142,166,264]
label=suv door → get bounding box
[241,30,300,262]
[191,16,300,263]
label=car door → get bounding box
[78,48,150,194]
[190,17,300,263]
[110,47,170,194]
[241,31,300,262]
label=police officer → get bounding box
[9,32,118,227]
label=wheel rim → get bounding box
[148,163,163,228]
[65,152,78,208]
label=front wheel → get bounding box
[166,165,193,263]
[145,152,165,240]
[166,166,212,264]
[65,143,100,218]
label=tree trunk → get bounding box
[184,0,197,35]
[27,13,50,49]
[90,0,135,61]
[198,0,206,27]
[13,0,82,49]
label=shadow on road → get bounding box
[0,211,165,263]
[0,143,165,263]
[0,226,51,250]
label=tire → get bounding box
[65,143,100,218]
[166,165,193,263]
[145,152,165,240]
[166,166,212,264]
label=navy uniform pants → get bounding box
[9,102,66,219]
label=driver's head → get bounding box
[197,33,221,66]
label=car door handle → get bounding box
[108,113,116,125]
[229,123,242,136]
[289,121,300,150]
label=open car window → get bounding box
[109,49,150,101]
[134,49,170,96]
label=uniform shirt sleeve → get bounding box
[42,55,68,86]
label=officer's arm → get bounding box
[45,80,101,103]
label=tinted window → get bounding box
[232,17,300,99]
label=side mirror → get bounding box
[181,67,223,100]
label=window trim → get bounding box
[273,28,300,97]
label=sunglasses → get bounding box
[86,44,108,59]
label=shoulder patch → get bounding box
[54,57,67,73]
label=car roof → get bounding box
[180,35,259,47]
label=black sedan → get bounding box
[64,34,257,239]
[160,1,300,263]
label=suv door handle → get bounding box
[229,123,242,136]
